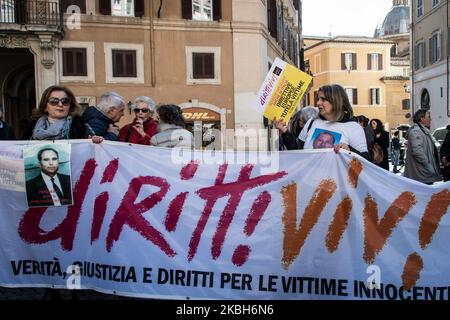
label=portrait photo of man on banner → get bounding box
[23,143,73,208]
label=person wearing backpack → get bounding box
[370,118,390,170]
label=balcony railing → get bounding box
[0,0,62,28]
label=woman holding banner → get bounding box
[20,85,99,299]
[22,85,105,145]
[22,85,91,140]
[119,96,158,145]
[150,104,193,149]
[275,84,369,160]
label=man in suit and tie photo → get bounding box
[25,147,73,207]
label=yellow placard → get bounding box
[263,64,312,123]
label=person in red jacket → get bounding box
[118,96,158,145]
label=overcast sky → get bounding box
[302,0,394,37]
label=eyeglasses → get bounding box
[48,97,71,107]
[133,108,150,113]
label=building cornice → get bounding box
[305,42,393,56]
[305,36,395,51]
[380,76,409,81]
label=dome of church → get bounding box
[374,0,410,38]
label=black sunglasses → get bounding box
[133,108,150,113]
[48,97,71,106]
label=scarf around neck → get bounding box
[32,115,73,140]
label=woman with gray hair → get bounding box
[278,106,319,150]
[118,96,158,145]
[289,106,319,137]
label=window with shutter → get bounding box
[99,0,111,15]
[62,48,87,76]
[182,0,193,19]
[267,0,277,38]
[370,88,380,105]
[429,32,440,64]
[193,53,214,79]
[186,46,220,84]
[112,50,137,77]
[345,88,353,104]
[415,42,425,69]
[353,88,358,105]
[212,0,221,21]
[368,54,380,70]
[134,0,144,17]
[417,0,423,17]
[352,53,357,70]
[448,27,450,56]
[343,53,353,71]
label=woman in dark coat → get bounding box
[22,85,90,140]
[370,118,390,170]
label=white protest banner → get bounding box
[0,145,24,192]
[0,140,449,300]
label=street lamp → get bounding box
[127,101,133,114]
[403,83,410,93]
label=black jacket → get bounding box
[25,173,72,207]
[0,120,15,140]
[439,125,450,161]
[373,130,390,170]
[82,106,118,141]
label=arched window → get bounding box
[420,89,430,109]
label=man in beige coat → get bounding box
[404,109,441,184]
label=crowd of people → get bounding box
[0,85,194,149]
[0,83,447,185]
[0,83,448,300]
[273,84,445,185]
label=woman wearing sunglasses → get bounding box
[118,96,158,145]
[22,85,91,140]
